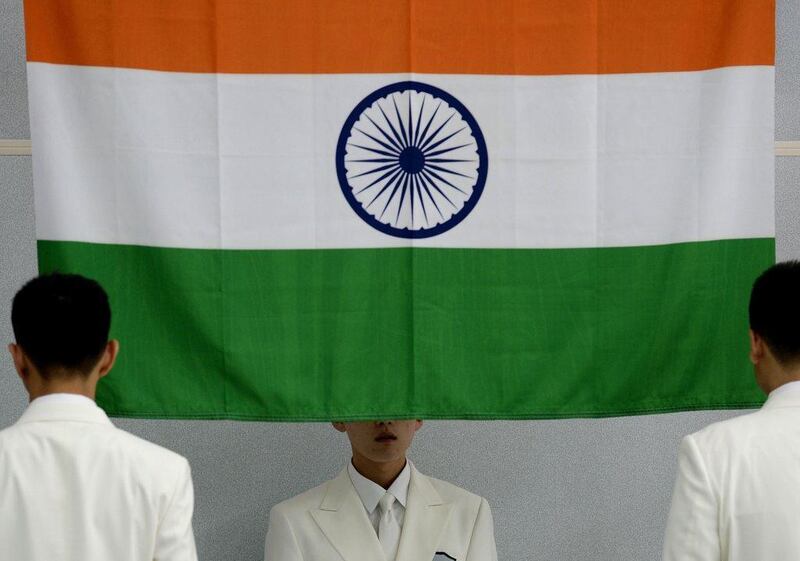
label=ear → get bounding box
[414,419,423,432]
[96,340,120,379]
[332,421,348,433]
[749,329,765,365]
[8,343,28,381]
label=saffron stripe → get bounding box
[24,0,774,75]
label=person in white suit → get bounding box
[0,273,198,561]
[264,420,497,561]
[663,260,800,561]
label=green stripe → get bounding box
[38,238,774,420]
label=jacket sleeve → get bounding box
[662,435,720,561]
[264,506,303,561]
[154,458,198,561]
[465,498,498,561]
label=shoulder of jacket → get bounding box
[106,426,190,471]
[0,422,30,449]
[687,409,767,455]
[0,423,20,443]
[0,421,190,489]
[0,422,19,436]
[270,480,329,516]
[420,473,485,511]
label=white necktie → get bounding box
[378,492,400,561]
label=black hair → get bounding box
[11,273,111,378]
[749,260,800,366]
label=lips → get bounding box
[375,433,397,442]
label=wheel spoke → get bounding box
[425,163,475,180]
[416,101,442,151]
[422,168,468,196]
[354,126,402,155]
[419,170,457,209]
[424,143,473,158]
[347,143,400,159]
[379,172,408,219]
[409,173,416,227]
[369,169,406,210]
[396,173,411,225]
[392,95,410,148]
[349,162,401,179]
[413,175,429,225]
[412,95,426,147]
[347,157,398,163]
[377,102,407,151]
[355,166,402,195]
[419,112,456,152]
[418,174,443,220]
[422,126,467,155]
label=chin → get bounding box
[368,450,403,463]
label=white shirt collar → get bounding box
[348,459,411,514]
[768,379,800,399]
[31,393,98,408]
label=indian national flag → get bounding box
[24,1,774,420]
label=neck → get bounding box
[26,374,98,402]
[759,360,800,394]
[351,453,407,489]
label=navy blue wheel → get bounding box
[336,81,488,239]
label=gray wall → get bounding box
[2,1,798,560]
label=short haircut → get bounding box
[749,260,800,366]
[11,273,111,378]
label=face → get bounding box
[332,420,422,464]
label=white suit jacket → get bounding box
[265,464,497,561]
[0,397,198,561]
[662,386,800,561]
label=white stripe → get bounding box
[28,64,774,249]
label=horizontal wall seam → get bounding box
[0,139,32,155]
[776,141,800,156]
[3,139,800,157]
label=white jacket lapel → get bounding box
[395,466,452,561]
[310,469,386,561]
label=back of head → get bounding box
[11,273,111,378]
[749,260,800,367]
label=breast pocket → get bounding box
[433,553,457,561]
